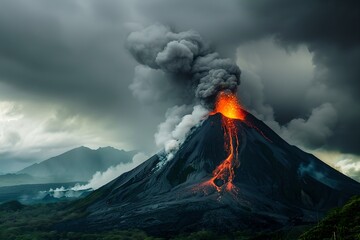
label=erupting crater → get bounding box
[61,89,360,236]
[206,91,245,193]
[210,91,245,121]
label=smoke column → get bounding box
[126,24,241,107]
[126,24,242,159]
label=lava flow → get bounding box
[208,91,245,193]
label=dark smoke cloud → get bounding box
[136,0,360,155]
[239,0,360,154]
[126,24,241,106]
[0,0,359,173]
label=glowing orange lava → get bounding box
[208,91,245,193]
[193,91,271,196]
[210,91,245,120]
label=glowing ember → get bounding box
[207,91,245,193]
[194,91,271,195]
[209,117,240,192]
[210,91,245,120]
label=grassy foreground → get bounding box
[299,195,360,240]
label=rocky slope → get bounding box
[60,112,360,236]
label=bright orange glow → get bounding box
[199,91,245,194]
[210,91,245,120]
[209,116,240,193]
[193,91,272,196]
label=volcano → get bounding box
[62,93,360,236]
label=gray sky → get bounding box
[0,0,359,181]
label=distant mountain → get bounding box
[18,146,136,183]
[60,113,360,236]
[0,173,49,187]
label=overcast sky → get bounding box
[0,0,359,181]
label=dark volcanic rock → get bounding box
[59,113,360,236]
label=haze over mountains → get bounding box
[0,146,136,187]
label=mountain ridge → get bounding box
[16,146,136,183]
[58,112,360,236]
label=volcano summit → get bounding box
[61,93,360,236]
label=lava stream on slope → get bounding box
[203,91,245,193]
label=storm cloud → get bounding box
[0,0,358,179]
[126,24,241,106]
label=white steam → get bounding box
[155,104,209,161]
[48,186,86,198]
[76,152,149,190]
[127,24,238,166]
[40,152,151,197]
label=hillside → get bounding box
[17,146,136,183]
[300,195,360,239]
[59,113,360,236]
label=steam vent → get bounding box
[59,91,360,236]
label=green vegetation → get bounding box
[300,195,360,240]
[0,200,24,211]
[0,196,358,240]
[0,201,159,240]
[0,200,294,240]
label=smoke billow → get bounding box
[43,186,87,199]
[38,152,150,198]
[127,24,241,160]
[155,105,208,160]
[126,24,241,106]
[72,152,149,190]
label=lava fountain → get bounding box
[208,91,245,193]
[210,91,245,121]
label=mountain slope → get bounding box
[18,146,136,183]
[60,113,360,236]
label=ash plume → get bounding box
[127,24,241,161]
[126,24,241,106]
